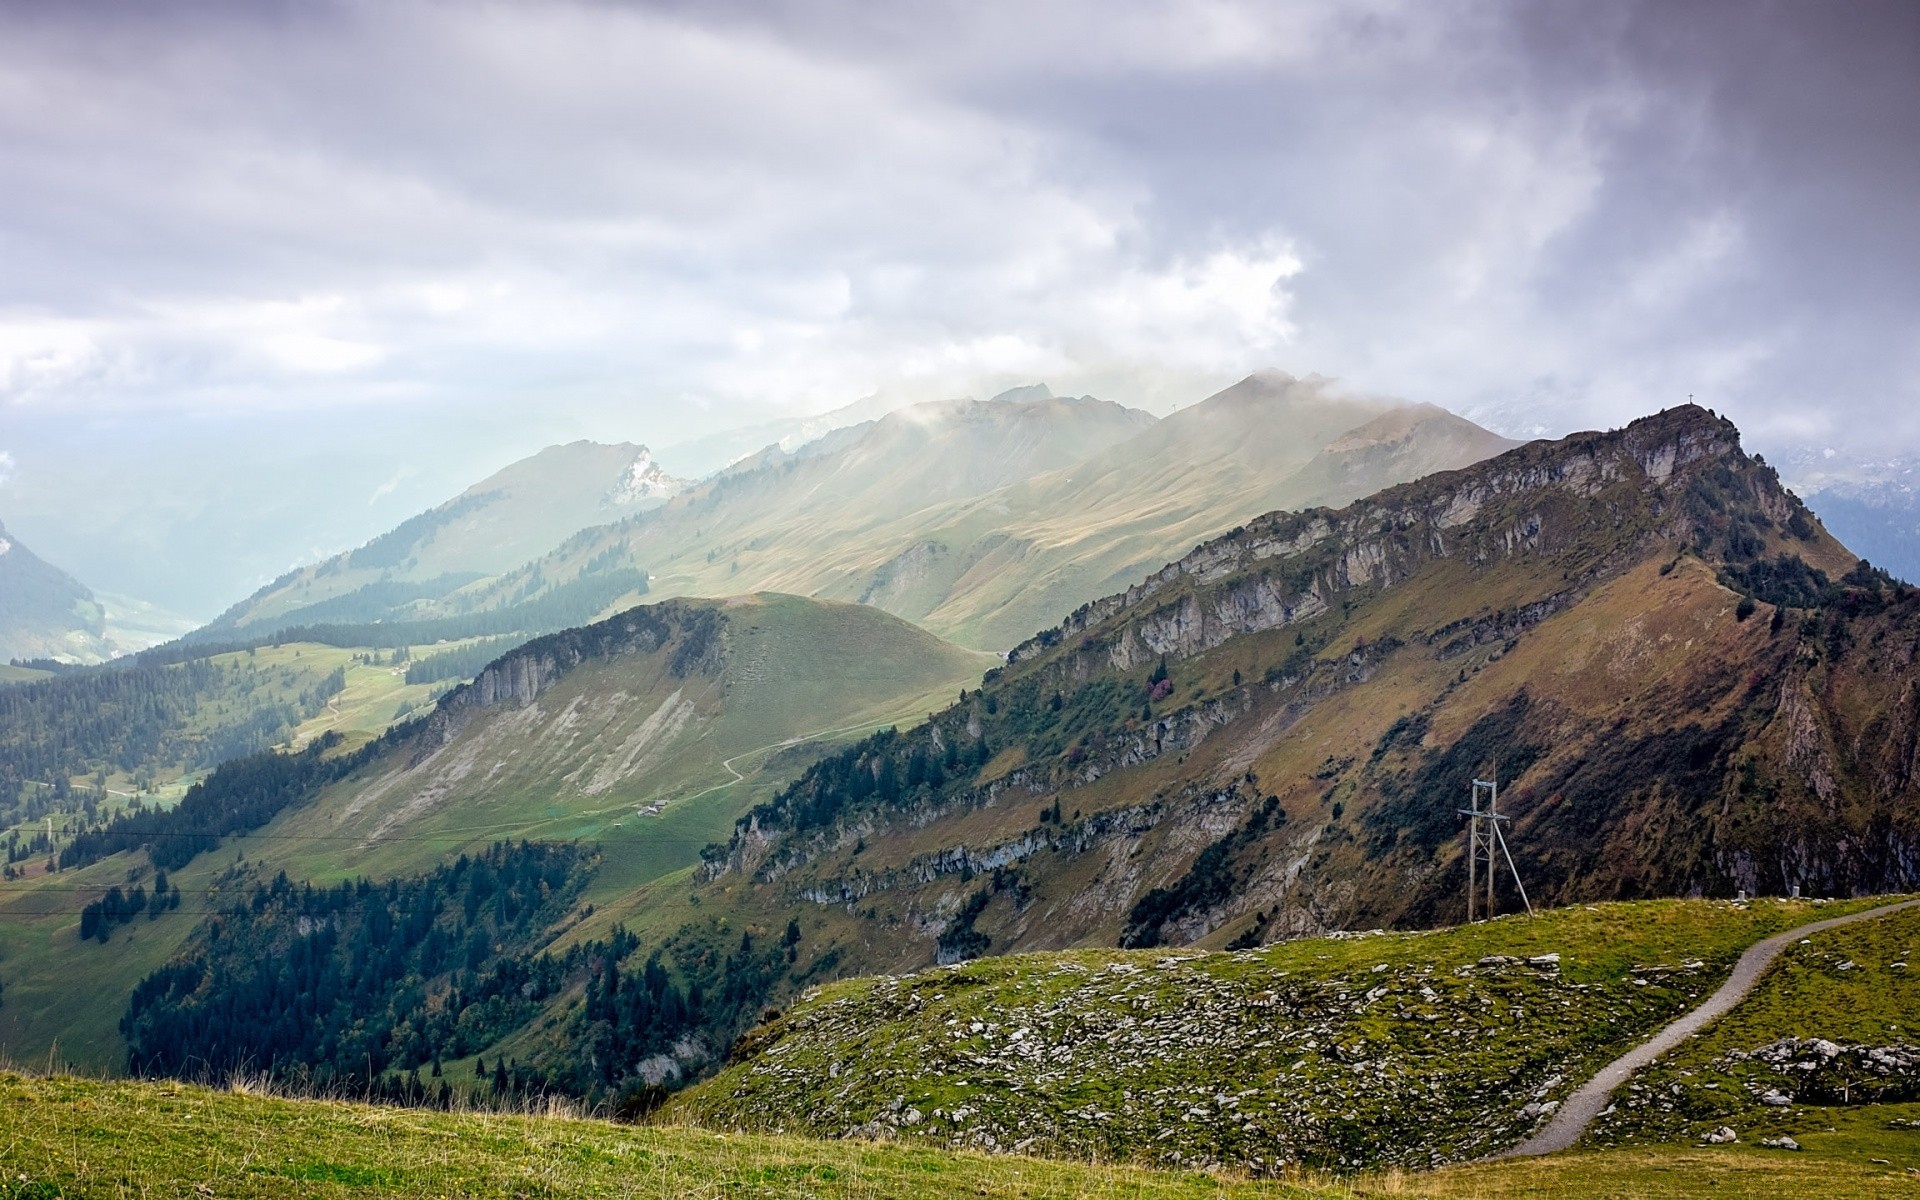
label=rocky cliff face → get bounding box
[420,600,723,751]
[1012,405,1754,677]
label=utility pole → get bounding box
[1459,773,1534,922]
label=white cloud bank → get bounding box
[0,0,1913,451]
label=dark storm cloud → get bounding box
[1,0,1916,610]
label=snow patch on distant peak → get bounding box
[612,447,683,504]
[0,536,11,557]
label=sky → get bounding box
[1,0,1917,614]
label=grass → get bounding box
[1594,902,1920,1148]
[0,1071,1328,1200]
[1,1070,1917,1198]
[251,594,993,894]
[674,899,1902,1170]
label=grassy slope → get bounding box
[1,1042,1917,1197]
[252,595,994,896]
[0,597,993,1074]
[1593,902,1920,1148]
[672,899,1896,1171]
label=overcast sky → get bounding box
[2,0,1917,612]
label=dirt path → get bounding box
[672,718,903,808]
[1499,895,1920,1158]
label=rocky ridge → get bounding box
[675,900,1867,1172]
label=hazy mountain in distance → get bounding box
[195,377,1512,657]
[203,441,684,636]
[1773,445,1920,584]
[0,518,110,663]
[437,375,1513,652]
[816,373,1520,648]
[455,389,1159,621]
[1802,486,1920,583]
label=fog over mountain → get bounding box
[0,1,1914,616]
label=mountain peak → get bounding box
[989,383,1054,404]
[609,446,684,505]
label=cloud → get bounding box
[0,0,1911,461]
[0,450,14,488]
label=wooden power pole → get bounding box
[1460,773,1534,922]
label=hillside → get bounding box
[1594,900,1920,1148]
[674,898,1904,1170]
[0,518,110,664]
[7,1070,1915,1200]
[512,375,1514,650]
[252,593,996,894]
[0,594,994,1070]
[828,379,1519,649]
[0,637,485,848]
[205,440,682,636]
[663,406,1916,1009]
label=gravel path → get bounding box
[1497,896,1920,1159]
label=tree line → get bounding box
[120,841,794,1113]
[59,727,397,873]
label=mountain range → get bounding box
[204,374,1515,654]
[201,440,685,636]
[9,383,1919,1190]
[0,520,196,667]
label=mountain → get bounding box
[671,405,1912,989]
[0,593,994,1069]
[204,441,685,636]
[1804,485,1920,583]
[443,389,1161,632]
[501,375,1515,650]
[16,401,1920,1140]
[253,593,997,893]
[197,378,1514,657]
[0,518,110,664]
